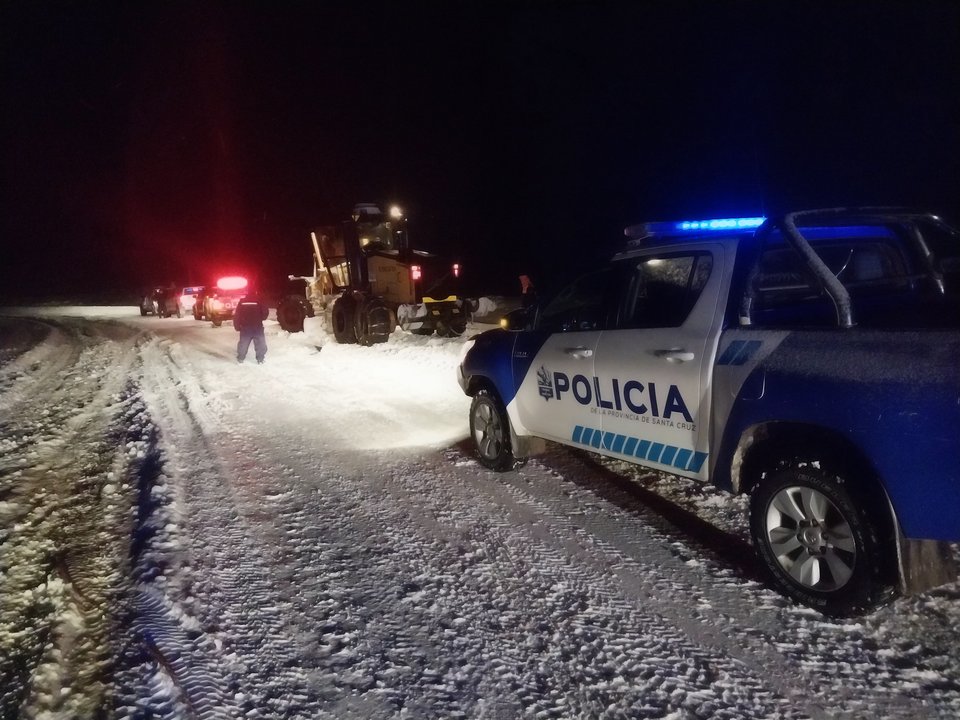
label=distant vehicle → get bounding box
[202,276,249,327]
[155,286,181,318]
[140,285,179,317]
[458,208,960,616]
[192,286,211,320]
[139,288,162,316]
[179,286,204,315]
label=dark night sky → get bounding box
[2,1,959,301]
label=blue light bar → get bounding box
[624,215,768,241]
[676,216,766,231]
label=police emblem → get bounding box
[537,366,554,401]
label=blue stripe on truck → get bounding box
[571,425,707,473]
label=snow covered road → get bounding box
[1,307,959,719]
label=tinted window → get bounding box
[538,268,613,332]
[617,253,714,329]
[746,238,919,328]
[741,237,956,327]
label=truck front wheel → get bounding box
[469,390,525,472]
[331,296,358,344]
[277,298,306,333]
[749,466,894,616]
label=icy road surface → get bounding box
[1,306,959,719]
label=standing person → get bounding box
[235,289,270,364]
[519,274,537,309]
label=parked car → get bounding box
[201,276,249,326]
[193,286,212,320]
[139,288,162,316]
[178,286,204,316]
[155,285,181,318]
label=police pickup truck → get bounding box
[457,208,960,616]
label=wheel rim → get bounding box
[764,485,856,590]
[472,401,504,461]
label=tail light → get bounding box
[411,265,422,281]
[452,263,460,278]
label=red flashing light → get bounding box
[411,265,422,281]
[216,276,248,291]
[452,263,460,278]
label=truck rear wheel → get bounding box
[355,298,394,345]
[332,296,358,344]
[749,466,894,616]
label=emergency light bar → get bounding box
[625,216,766,240]
[216,276,248,291]
[676,216,765,231]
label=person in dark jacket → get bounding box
[235,291,270,364]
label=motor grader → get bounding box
[278,204,469,344]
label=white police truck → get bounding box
[457,208,960,616]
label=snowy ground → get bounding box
[1,305,959,719]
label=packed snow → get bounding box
[1,305,959,719]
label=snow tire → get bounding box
[332,295,358,344]
[355,298,393,346]
[749,466,895,617]
[278,299,306,333]
[470,389,525,472]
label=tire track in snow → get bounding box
[451,444,936,719]
[517,447,946,718]
[301,437,934,719]
[133,334,333,719]
[237,430,808,719]
[368,450,814,719]
[0,318,145,718]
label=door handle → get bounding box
[655,348,695,363]
[564,346,594,358]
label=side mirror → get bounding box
[499,307,531,331]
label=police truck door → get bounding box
[510,267,614,444]
[591,244,728,481]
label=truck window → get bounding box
[745,237,927,328]
[617,252,713,329]
[538,268,614,332]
